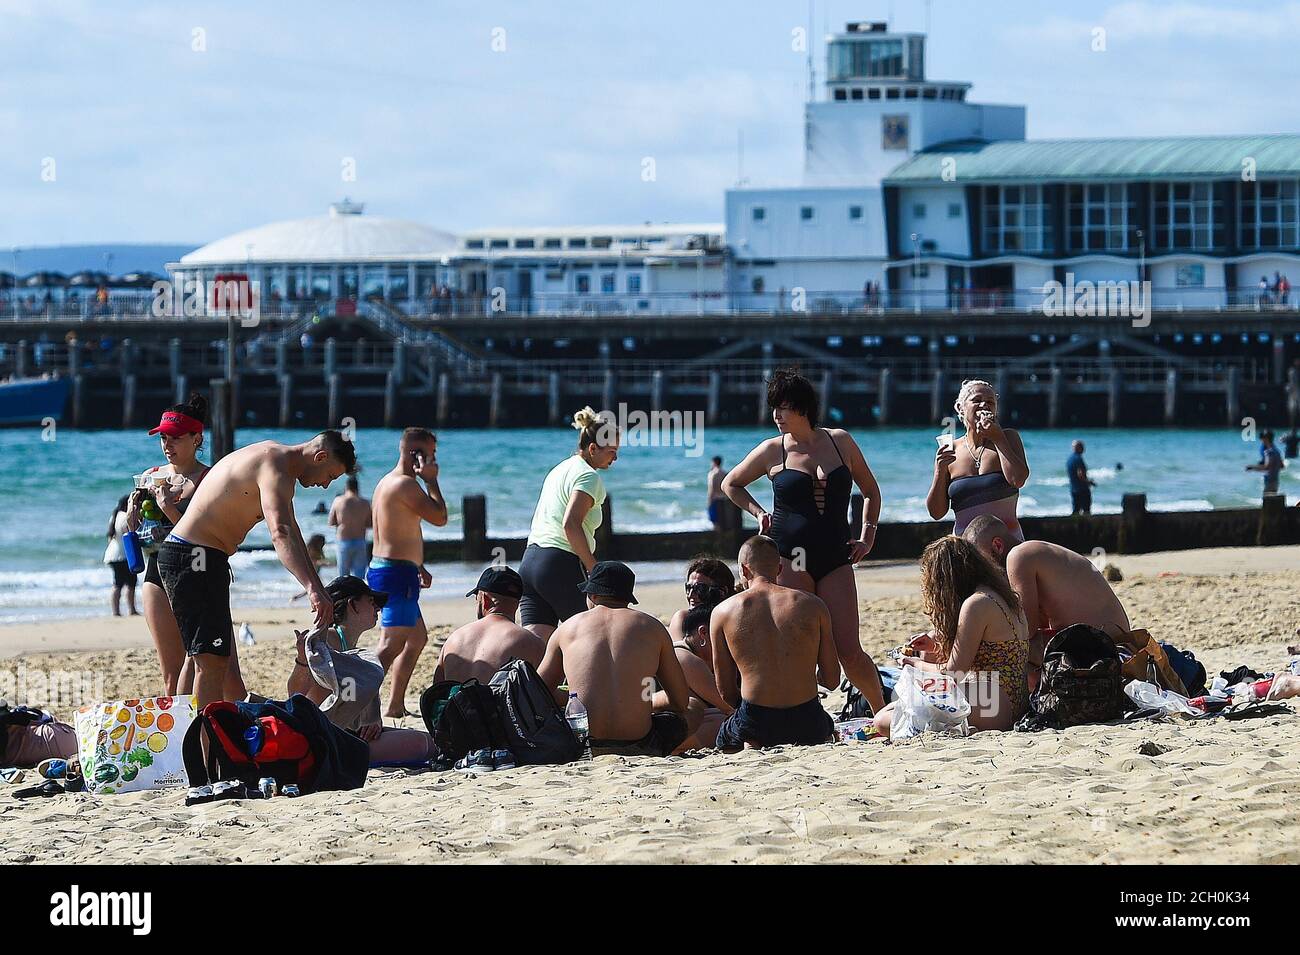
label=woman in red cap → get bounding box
[126,393,241,698]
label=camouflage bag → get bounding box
[1015,624,1127,731]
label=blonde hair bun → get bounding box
[572,406,599,431]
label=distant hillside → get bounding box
[2,244,198,276]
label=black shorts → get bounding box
[518,544,588,628]
[157,538,234,658]
[590,712,688,758]
[110,560,137,588]
[143,552,163,588]
[715,697,835,750]
[1070,489,1092,514]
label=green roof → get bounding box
[883,135,1300,184]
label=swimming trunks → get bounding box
[707,500,721,524]
[768,429,852,582]
[367,558,422,628]
[156,538,233,657]
[337,537,370,579]
[589,711,688,758]
[110,560,136,589]
[949,470,1022,538]
[715,697,835,750]
[518,543,588,627]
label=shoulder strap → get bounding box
[824,428,846,466]
[779,434,788,469]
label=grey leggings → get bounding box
[518,544,588,627]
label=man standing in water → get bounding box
[329,475,373,578]
[706,456,727,528]
[368,428,447,717]
[1066,440,1096,515]
[158,431,357,709]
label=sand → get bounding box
[3,546,1299,864]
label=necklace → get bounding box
[968,439,987,473]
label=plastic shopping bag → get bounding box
[75,695,197,794]
[890,665,971,741]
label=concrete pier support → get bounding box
[174,373,188,406]
[602,369,617,413]
[488,372,504,428]
[436,372,451,428]
[707,370,722,425]
[278,375,293,428]
[275,338,288,378]
[392,339,406,385]
[1274,338,1286,384]
[878,367,894,425]
[548,371,562,425]
[819,370,833,418]
[995,366,1012,421]
[384,370,399,428]
[168,338,182,383]
[1107,368,1123,427]
[1225,366,1240,427]
[650,369,665,411]
[15,340,27,379]
[122,375,137,429]
[1047,366,1064,428]
[327,373,343,429]
[1164,369,1180,425]
[929,370,946,424]
[71,375,85,428]
[323,338,337,382]
[209,378,234,462]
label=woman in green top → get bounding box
[519,407,620,639]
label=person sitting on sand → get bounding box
[667,556,735,644]
[711,535,840,750]
[287,575,434,765]
[961,515,1130,690]
[653,601,734,752]
[874,536,1029,738]
[538,561,690,758]
[432,566,544,684]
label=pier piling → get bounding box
[209,378,234,461]
[436,372,451,427]
[488,372,503,428]
[929,369,946,423]
[122,375,137,428]
[1047,366,1064,428]
[1164,369,1180,425]
[384,370,399,428]
[1225,366,1240,426]
[878,367,893,425]
[278,375,293,428]
[1107,368,1123,427]
[548,371,562,425]
[706,370,721,425]
[328,373,343,429]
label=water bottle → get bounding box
[564,692,590,757]
[122,530,145,575]
[244,723,264,757]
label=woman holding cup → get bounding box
[926,379,1030,540]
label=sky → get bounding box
[3,0,1299,250]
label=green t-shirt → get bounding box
[528,455,606,554]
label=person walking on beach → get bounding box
[519,407,619,641]
[368,428,447,718]
[329,475,372,578]
[711,535,839,750]
[104,495,138,617]
[1066,439,1096,515]
[1246,430,1285,497]
[125,394,222,696]
[706,456,727,528]
[721,368,886,714]
[158,431,355,710]
[433,566,544,684]
[926,379,1030,539]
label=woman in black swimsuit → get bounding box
[722,369,887,714]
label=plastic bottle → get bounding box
[244,723,264,757]
[122,529,145,575]
[564,692,590,756]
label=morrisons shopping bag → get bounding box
[75,695,197,794]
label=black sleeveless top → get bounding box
[768,429,852,579]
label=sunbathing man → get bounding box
[369,427,448,717]
[653,601,733,752]
[159,431,355,709]
[712,535,839,750]
[287,575,434,765]
[962,515,1130,688]
[433,566,545,684]
[538,561,690,757]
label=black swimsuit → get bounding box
[769,429,852,582]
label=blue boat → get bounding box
[0,376,72,426]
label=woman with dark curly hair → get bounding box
[872,535,1029,738]
[721,368,887,713]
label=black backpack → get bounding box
[1016,625,1127,731]
[489,659,583,766]
[420,678,510,762]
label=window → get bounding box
[465,239,484,250]
[600,273,615,293]
[850,88,863,100]
[568,238,587,249]
[913,203,927,219]
[910,262,929,278]
[1067,183,1134,252]
[1176,264,1205,287]
[543,238,562,249]
[982,185,1052,253]
[1151,181,1222,251]
[628,274,642,293]
[752,206,766,222]
[575,274,590,293]
[751,276,765,293]
[591,237,612,249]
[947,203,961,219]
[514,238,535,249]
[800,206,815,221]
[489,238,508,249]
[1239,179,1300,249]
[834,88,847,101]
[849,205,863,220]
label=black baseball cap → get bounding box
[326,575,388,610]
[466,566,523,599]
[578,561,638,604]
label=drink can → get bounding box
[281,783,301,798]
[257,777,276,798]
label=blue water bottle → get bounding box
[122,529,145,575]
[244,723,264,757]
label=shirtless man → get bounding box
[653,601,733,752]
[329,476,372,579]
[712,535,839,750]
[157,431,356,709]
[962,514,1131,686]
[433,566,544,684]
[368,428,447,717]
[706,456,727,527]
[537,561,690,758]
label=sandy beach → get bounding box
[3,546,1298,864]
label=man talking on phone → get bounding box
[368,427,447,717]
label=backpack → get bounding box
[419,679,509,762]
[835,667,900,722]
[489,659,583,765]
[1015,624,1127,731]
[182,695,368,794]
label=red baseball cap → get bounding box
[148,410,204,437]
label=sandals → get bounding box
[12,779,64,799]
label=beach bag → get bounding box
[836,668,900,721]
[182,695,367,794]
[75,695,196,795]
[889,666,971,741]
[419,679,508,762]
[1116,629,1190,697]
[489,659,583,765]
[1016,625,1126,731]
[1160,642,1207,697]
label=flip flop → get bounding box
[0,767,26,785]
[12,779,64,799]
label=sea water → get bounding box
[0,425,1290,624]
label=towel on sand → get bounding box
[304,631,384,733]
